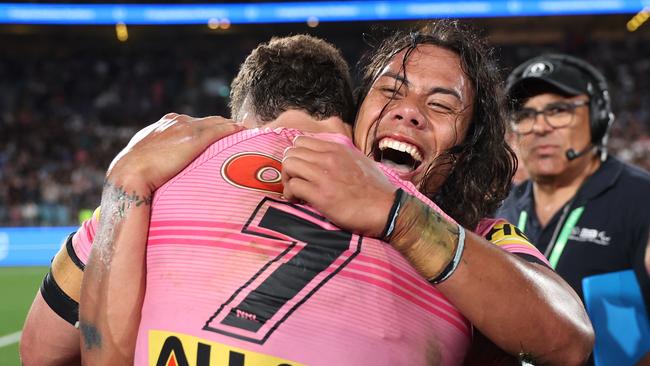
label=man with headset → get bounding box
[497,54,650,363]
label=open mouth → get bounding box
[372,137,423,174]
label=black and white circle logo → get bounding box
[523,61,554,77]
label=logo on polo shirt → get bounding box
[569,226,611,246]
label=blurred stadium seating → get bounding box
[1,14,648,228]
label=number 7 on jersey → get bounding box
[204,197,362,344]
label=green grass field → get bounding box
[0,266,48,366]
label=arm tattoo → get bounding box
[93,180,152,268]
[80,321,102,350]
[388,192,460,280]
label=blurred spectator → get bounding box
[0,43,241,226]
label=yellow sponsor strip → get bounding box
[149,330,304,366]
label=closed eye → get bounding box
[428,102,454,112]
[379,86,403,98]
[380,87,397,93]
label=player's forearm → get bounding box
[386,189,460,282]
[387,192,594,365]
[438,235,593,365]
[79,178,152,365]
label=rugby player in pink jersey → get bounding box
[79,24,592,366]
[22,23,593,366]
[81,34,480,366]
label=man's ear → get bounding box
[237,95,262,128]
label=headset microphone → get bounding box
[507,54,615,162]
[565,144,593,161]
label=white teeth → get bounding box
[378,138,423,162]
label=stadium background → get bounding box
[0,1,649,364]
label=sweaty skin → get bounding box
[282,45,593,365]
[28,45,592,366]
[78,112,350,365]
[79,114,243,365]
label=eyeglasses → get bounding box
[510,100,589,135]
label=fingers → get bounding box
[283,146,324,164]
[285,137,346,177]
[281,145,341,208]
[282,176,319,203]
[128,113,186,146]
[132,113,244,149]
[109,113,245,188]
[191,115,244,146]
[282,141,337,204]
[281,155,324,187]
[292,135,339,152]
[162,112,180,120]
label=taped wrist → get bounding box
[386,192,463,283]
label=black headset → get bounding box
[507,54,615,151]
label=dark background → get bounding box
[1,12,648,226]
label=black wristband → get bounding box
[380,188,405,241]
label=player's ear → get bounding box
[236,95,262,128]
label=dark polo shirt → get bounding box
[496,156,650,312]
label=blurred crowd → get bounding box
[0,44,246,226]
[1,34,648,226]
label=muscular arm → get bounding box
[79,179,152,365]
[282,136,594,366]
[21,231,86,366]
[21,292,81,366]
[78,114,243,365]
[398,195,593,365]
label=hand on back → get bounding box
[107,113,244,191]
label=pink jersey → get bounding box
[71,128,549,366]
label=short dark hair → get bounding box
[357,20,516,229]
[230,34,355,124]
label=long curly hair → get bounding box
[356,20,517,229]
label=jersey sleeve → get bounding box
[39,207,99,326]
[478,218,552,268]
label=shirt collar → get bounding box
[573,156,623,204]
[513,156,623,214]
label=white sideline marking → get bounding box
[0,331,21,348]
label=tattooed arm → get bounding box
[282,137,593,365]
[79,179,152,365]
[79,114,243,365]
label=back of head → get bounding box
[230,34,355,125]
[506,53,615,153]
[357,19,514,229]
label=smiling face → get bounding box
[354,44,474,190]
